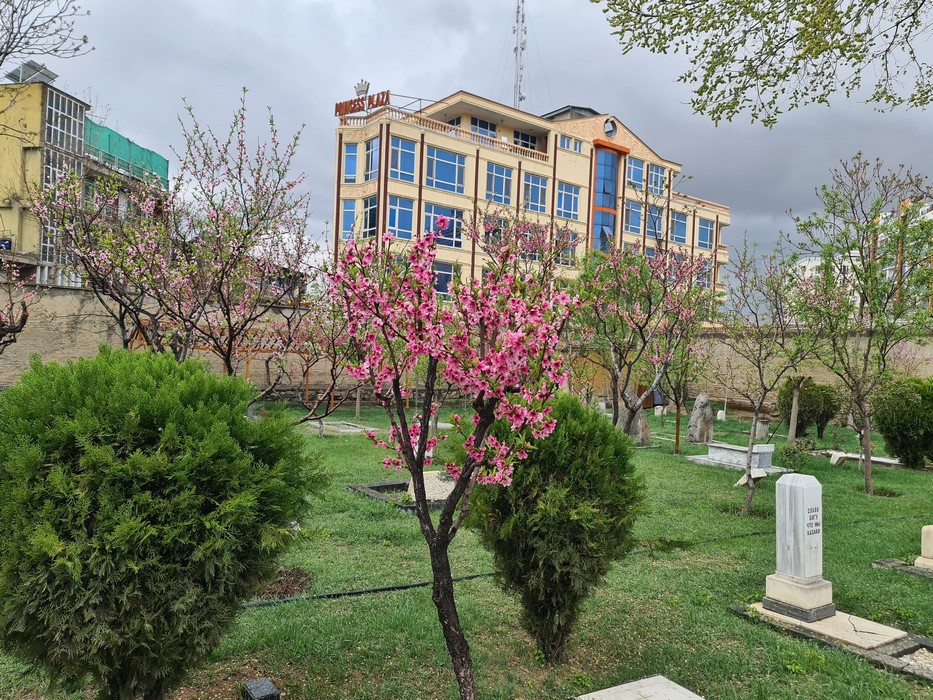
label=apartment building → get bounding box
[0,61,168,286]
[333,88,730,291]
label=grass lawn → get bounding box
[2,406,931,699]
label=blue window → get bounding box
[523,173,547,213]
[390,137,416,182]
[470,116,496,139]
[341,199,356,240]
[486,163,512,205]
[671,211,687,244]
[624,200,642,235]
[513,130,536,150]
[424,203,464,248]
[699,218,715,249]
[433,261,455,297]
[645,246,655,259]
[447,116,461,127]
[426,147,465,193]
[697,259,712,287]
[626,157,644,190]
[594,150,619,209]
[648,164,665,195]
[646,205,664,239]
[364,137,379,181]
[559,135,583,152]
[343,143,358,184]
[593,210,615,252]
[558,230,577,266]
[556,182,579,220]
[362,195,377,238]
[388,196,414,240]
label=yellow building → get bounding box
[333,88,730,289]
[0,62,167,286]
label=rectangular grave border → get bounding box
[347,481,445,513]
[731,604,933,682]
[872,558,933,581]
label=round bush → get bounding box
[873,377,933,470]
[777,378,842,439]
[0,348,324,700]
[469,393,643,662]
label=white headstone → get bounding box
[915,525,933,571]
[763,474,835,621]
[716,409,726,421]
[754,418,770,440]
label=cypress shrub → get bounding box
[0,348,325,700]
[873,377,933,470]
[468,393,643,663]
[777,378,842,439]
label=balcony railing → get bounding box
[85,145,168,187]
[340,107,549,164]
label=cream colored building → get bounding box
[333,89,730,290]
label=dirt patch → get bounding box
[256,566,315,599]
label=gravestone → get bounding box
[754,418,770,440]
[762,474,835,622]
[687,393,714,443]
[622,388,651,447]
[916,525,933,571]
[716,409,726,421]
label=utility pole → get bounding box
[513,0,527,108]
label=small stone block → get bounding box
[242,678,280,700]
[915,556,933,571]
[829,451,846,466]
[716,409,726,421]
[762,596,836,622]
[734,469,768,487]
[577,674,704,699]
[922,525,933,559]
[751,604,908,650]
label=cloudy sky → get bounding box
[34,0,933,254]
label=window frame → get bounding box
[425,146,466,194]
[389,136,416,183]
[388,195,415,240]
[486,162,513,205]
[364,136,380,182]
[556,182,580,221]
[522,172,547,213]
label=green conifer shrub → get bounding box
[777,378,842,439]
[0,348,324,700]
[468,393,643,663]
[873,377,933,470]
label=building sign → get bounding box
[334,90,391,117]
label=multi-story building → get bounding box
[333,88,729,291]
[0,61,168,286]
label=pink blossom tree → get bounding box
[0,254,37,356]
[575,245,710,445]
[331,216,576,700]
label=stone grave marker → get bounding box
[762,473,835,622]
[916,525,933,571]
[687,392,713,443]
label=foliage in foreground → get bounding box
[776,377,842,439]
[873,377,933,470]
[0,348,324,700]
[469,394,643,662]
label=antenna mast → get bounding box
[512,0,526,108]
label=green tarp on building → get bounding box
[84,119,169,188]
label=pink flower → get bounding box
[434,215,450,231]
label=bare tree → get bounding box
[0,0,89,73]
[711,239,819,515]
[791,154,933,495]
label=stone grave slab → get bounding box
[577,675,703,700]
[408,470,456,503]
[750,604,908,650]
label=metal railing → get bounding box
[340,107,549,164]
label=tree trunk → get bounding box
[859,404,874,495]
[674,405,682,454]
[740,408,759,515]
[428,536,477,699]
[610,372,620,427]
[787,377,804,445]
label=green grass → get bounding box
[2,409,931,699]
